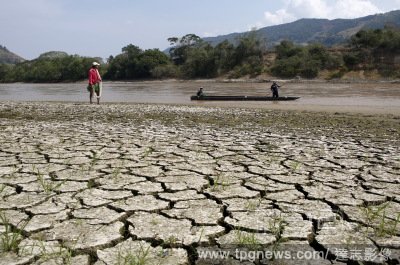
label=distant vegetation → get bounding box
[270,41,341,78]
[1,27,400,83]
[0,53,101,82]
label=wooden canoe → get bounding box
[190,95,300,101]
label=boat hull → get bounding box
[190,96,300,101]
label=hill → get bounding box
[203,10,400,47]
[0,45,25,64]
[38,51,69,59]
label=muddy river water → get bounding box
[0,80,399,114]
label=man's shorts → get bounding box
[87,83,100,92]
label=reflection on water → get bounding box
[0,81,399,110]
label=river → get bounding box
[0,80,399,114]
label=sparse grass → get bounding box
[268,213,286,238]
[197,227,205,244]
[87,179,97,189]
[142,147,154,158]
[150,218,159,226]
[20,240,73,265]
[116,242,152,265]
[234,230,262,250]
[111,167,122,179]
[35,168,64,194]
[164,235,178,246]
[245,198,262,212]
[267,213,288,259]
[209,174,229,191]
[288,160,302,172]
[256,141,278,151]
[0,210,27,253]
[89,152,101,169]
[359,202,400,238]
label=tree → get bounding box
[182,43,217,78]
[271,41,340,78]
[168,34,202,65]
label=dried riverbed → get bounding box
[0,102,399,265]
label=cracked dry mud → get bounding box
[0,102,399,265]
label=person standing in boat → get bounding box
[270,81,280,98]
[88,62,102,104]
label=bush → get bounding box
[151,65,178,79]
[270,55,302,78]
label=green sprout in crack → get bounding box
[234,230,262,251]
[0,184,5,195]
[289,161,302,172]
[116,242,152,265]
[267,213,288,258]
[89,152,101,169]
[111,160,126,180]
[35,169,65,194]
[261,155,279,165]
[87,179,97,189]
[268,214,286,238]
[257,142,278,151]
[19,240,74,265]
[0,210,28,253]
[142,147,154,158]
[245,198,262,212]
[165,235,178,245]
[359,202,400,238]
[150,218,159,226]
[197,227,206,244]
[209,174,229,191]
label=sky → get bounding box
[1,0,400,60]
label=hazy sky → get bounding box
[1,0,399,60]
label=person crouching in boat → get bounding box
[270,81,280,98]
[197,87,204,97]
[88,62,102,104]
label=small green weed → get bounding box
[245,198,262,212]
[36,169,64,194]
[234,230,262,250]
[360,202,400,238]
[0,210,27,253]
[117,242,152,265]
[209,175,229,191]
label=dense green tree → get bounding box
[344,27,400,76]
[271,41,341,78]
[275,40,303,59]
[182,43,218,78]
[213,40,236,73]
[105,45,172,80]
[168,34,203,65]
[167,32,265,79]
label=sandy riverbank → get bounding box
[0,102,399,265]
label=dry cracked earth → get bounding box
[0,102,399,265]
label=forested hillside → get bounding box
[204,10,400,47]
